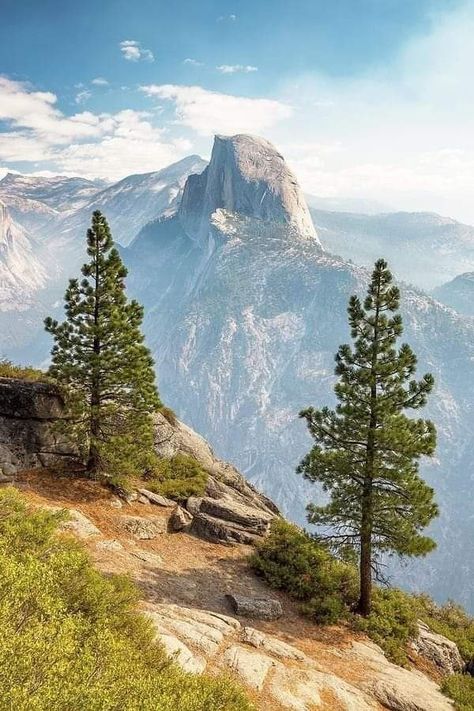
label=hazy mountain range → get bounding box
[1,134,474,608]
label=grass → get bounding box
[0,358,46,382]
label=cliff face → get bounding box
[178,134,318,245]
[0,377,73,475]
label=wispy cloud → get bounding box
[140,83,292,136]
[217,13,236,22]
[217,64,258,74]
[91,77,109,86]
[183,58,204,67]
[120,40,154,62]
[75,89,92,104]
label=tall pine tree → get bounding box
[298,259,438,616]
[45,211,161,478]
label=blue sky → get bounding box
[1,0,474,220]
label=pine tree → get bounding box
[45,211,161,479]
[298,259,438,616]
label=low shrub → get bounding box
[352,588,418,666]
[441,674,474,711]
[0,488,253,711]
[250,519,358,624]
[147,454,209,500]
[0,358,46,382]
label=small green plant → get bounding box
[147,454,209,500]
[0,358,46,382]
[250,519,358,624]
[441,675,474,711]
[0,488,254,711]
[352,588,418,666]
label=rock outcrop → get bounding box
[412,620,464,675]
[178,134,319,245]
[154,411,278,544]
[0,377,74,474]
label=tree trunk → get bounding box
[87,229,101,476]
[357,501,373,616]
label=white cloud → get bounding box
[140,84,292,136]
[91,77,109,86]
[120,40,154,63]
[75,89,92,104]
[217,13,236,22]
[183,58,203,67]
[217,64,258,74]
[0,77,187,180]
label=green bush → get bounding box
[250,519,358,623]
[415,594,474,662]
[0,488,253,711]
[441,675,474,711]
[0,358,46,382]
[352,588,418,666]
[147,454,209,500]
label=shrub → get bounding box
[441,674,474,711]
[250,519,358,623]
[147,454,209,500]
[0,488,253,711]
[0,358,46,382]
[352,588,418,666]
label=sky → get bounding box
[1,0,474,221]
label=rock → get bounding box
[122,491,138,504]
[158,633,207,674]
[412,620,464,674]
[169,505,193,532]
[131,549,164,566]
[144,608,224,655]
[345,641,453,711]
[0,462,16,478]
[226,593,283,621]
[0,472,14,484]
[222,645,274,691]
[191,511,262,545]
[269,663,376,711]
[121,516,165,540]
[241,627,305,661]
[95,539,124,552]
[137,495,150,505]
[60,509,101,538]
[138,488,176,507]
[109,498,123,509]
[0,378,76,471]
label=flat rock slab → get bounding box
[169,505,193,532]
[241,627,305,661]
[226,593,283,621]
[138,489,176,507]
[222,645,274,691]
[121,515,165,540]
[131,549,164,566]
[60,509,101,538]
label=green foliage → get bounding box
[159,405,178,427]
[250,519,358,624]
[44,211,161,479]
[415,595,474,661]
[441,675,474,711]
[148,454,209,500]
[298,258,437,615]
[0,358,46,382]
[353,588,418,666]
[0,488,253,711]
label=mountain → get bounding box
[3,136,474,608]
[311,209,474,290]
[0,201,47,310]
[305,193,393,214]
[61,155,207,246]
[433,273,474,317]
[126,134,474,610]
